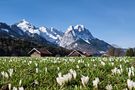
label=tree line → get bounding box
[0,37,71,56]
[107,47,135,57]
[125,48,135,57]
[0,37,134,57]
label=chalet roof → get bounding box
[28,48,52,55]
[68,50,84,56]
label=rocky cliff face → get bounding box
[59,25,112,55]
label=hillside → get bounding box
[0,37,71,56]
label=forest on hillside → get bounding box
[0,37,71,56]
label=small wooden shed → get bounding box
[28,48,52,57]
[68,50,84,57]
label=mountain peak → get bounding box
[17,19,31,26]
[60,24,96,49]
[16,19,36,33]
[39,26,47,33]
[74,24,85,31]
[50,27,58,32]
[19,19,30,25]
[64,25,94,39]
[66,24,85,33]
[65,25,74,33]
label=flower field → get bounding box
[0,57,135,90]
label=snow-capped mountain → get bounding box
[59,25,112,55]
[17,19,39,34]
[60,25,94,47]
[0,22,51,47]
[0,22,24,38]
[59,26,78,47]
[0,20,112,55]
[14,19,63,44]
[39,27,63,44]
[73,25,94,42]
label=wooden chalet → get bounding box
[28,48,52,57]
[68,50,84,57]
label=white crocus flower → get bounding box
[45,67,48,73]
[1,71,9,79]
[28,61,32,65]
[93,77,100,88]
[128,67,135,78]
[128,69,132,78]
[35,63,38,67]
[58,72,62,77]
[123,88,128,90]
[111,62,114,66]
[8,83,11,90]
[36,68,39,73]
[57,67,60,71]
[106,84,113,90]
[94,64,96,67]
[111,67,122,75]
[69,69,77,79]
[18,87,24,90]
[76,65,79,69]
[131,66,134,71]
[81,75,89,87]
[67,73,73,81]
[1,71,5,77]
[101,61,105,66]
[127,79,135,90]
[29,61,32,64]
[56,69,77,86]
[87,63,90,67]
[13,87,17,90]
[63,73,72,82]
[4,72,9,78]
[127,79,133,90]
[19,79,22,86]
[34,80,39,85]
[56,76,65,86]
[8,68,13,77]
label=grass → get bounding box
[0,57,135,90]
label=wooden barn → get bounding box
[68,50,84,57]
[28,48,52,57]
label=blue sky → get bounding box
[0,0,135,48]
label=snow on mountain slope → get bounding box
[0,22,18,38]
[74,24,94,43]
[59,25,112,54]
[39,27,63,43]
[17,19,40,35]
[60,25,94,47]
[1,29,9,32]
[66,39,100,55]
[15,19,63,44]
[60,26,78,47]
